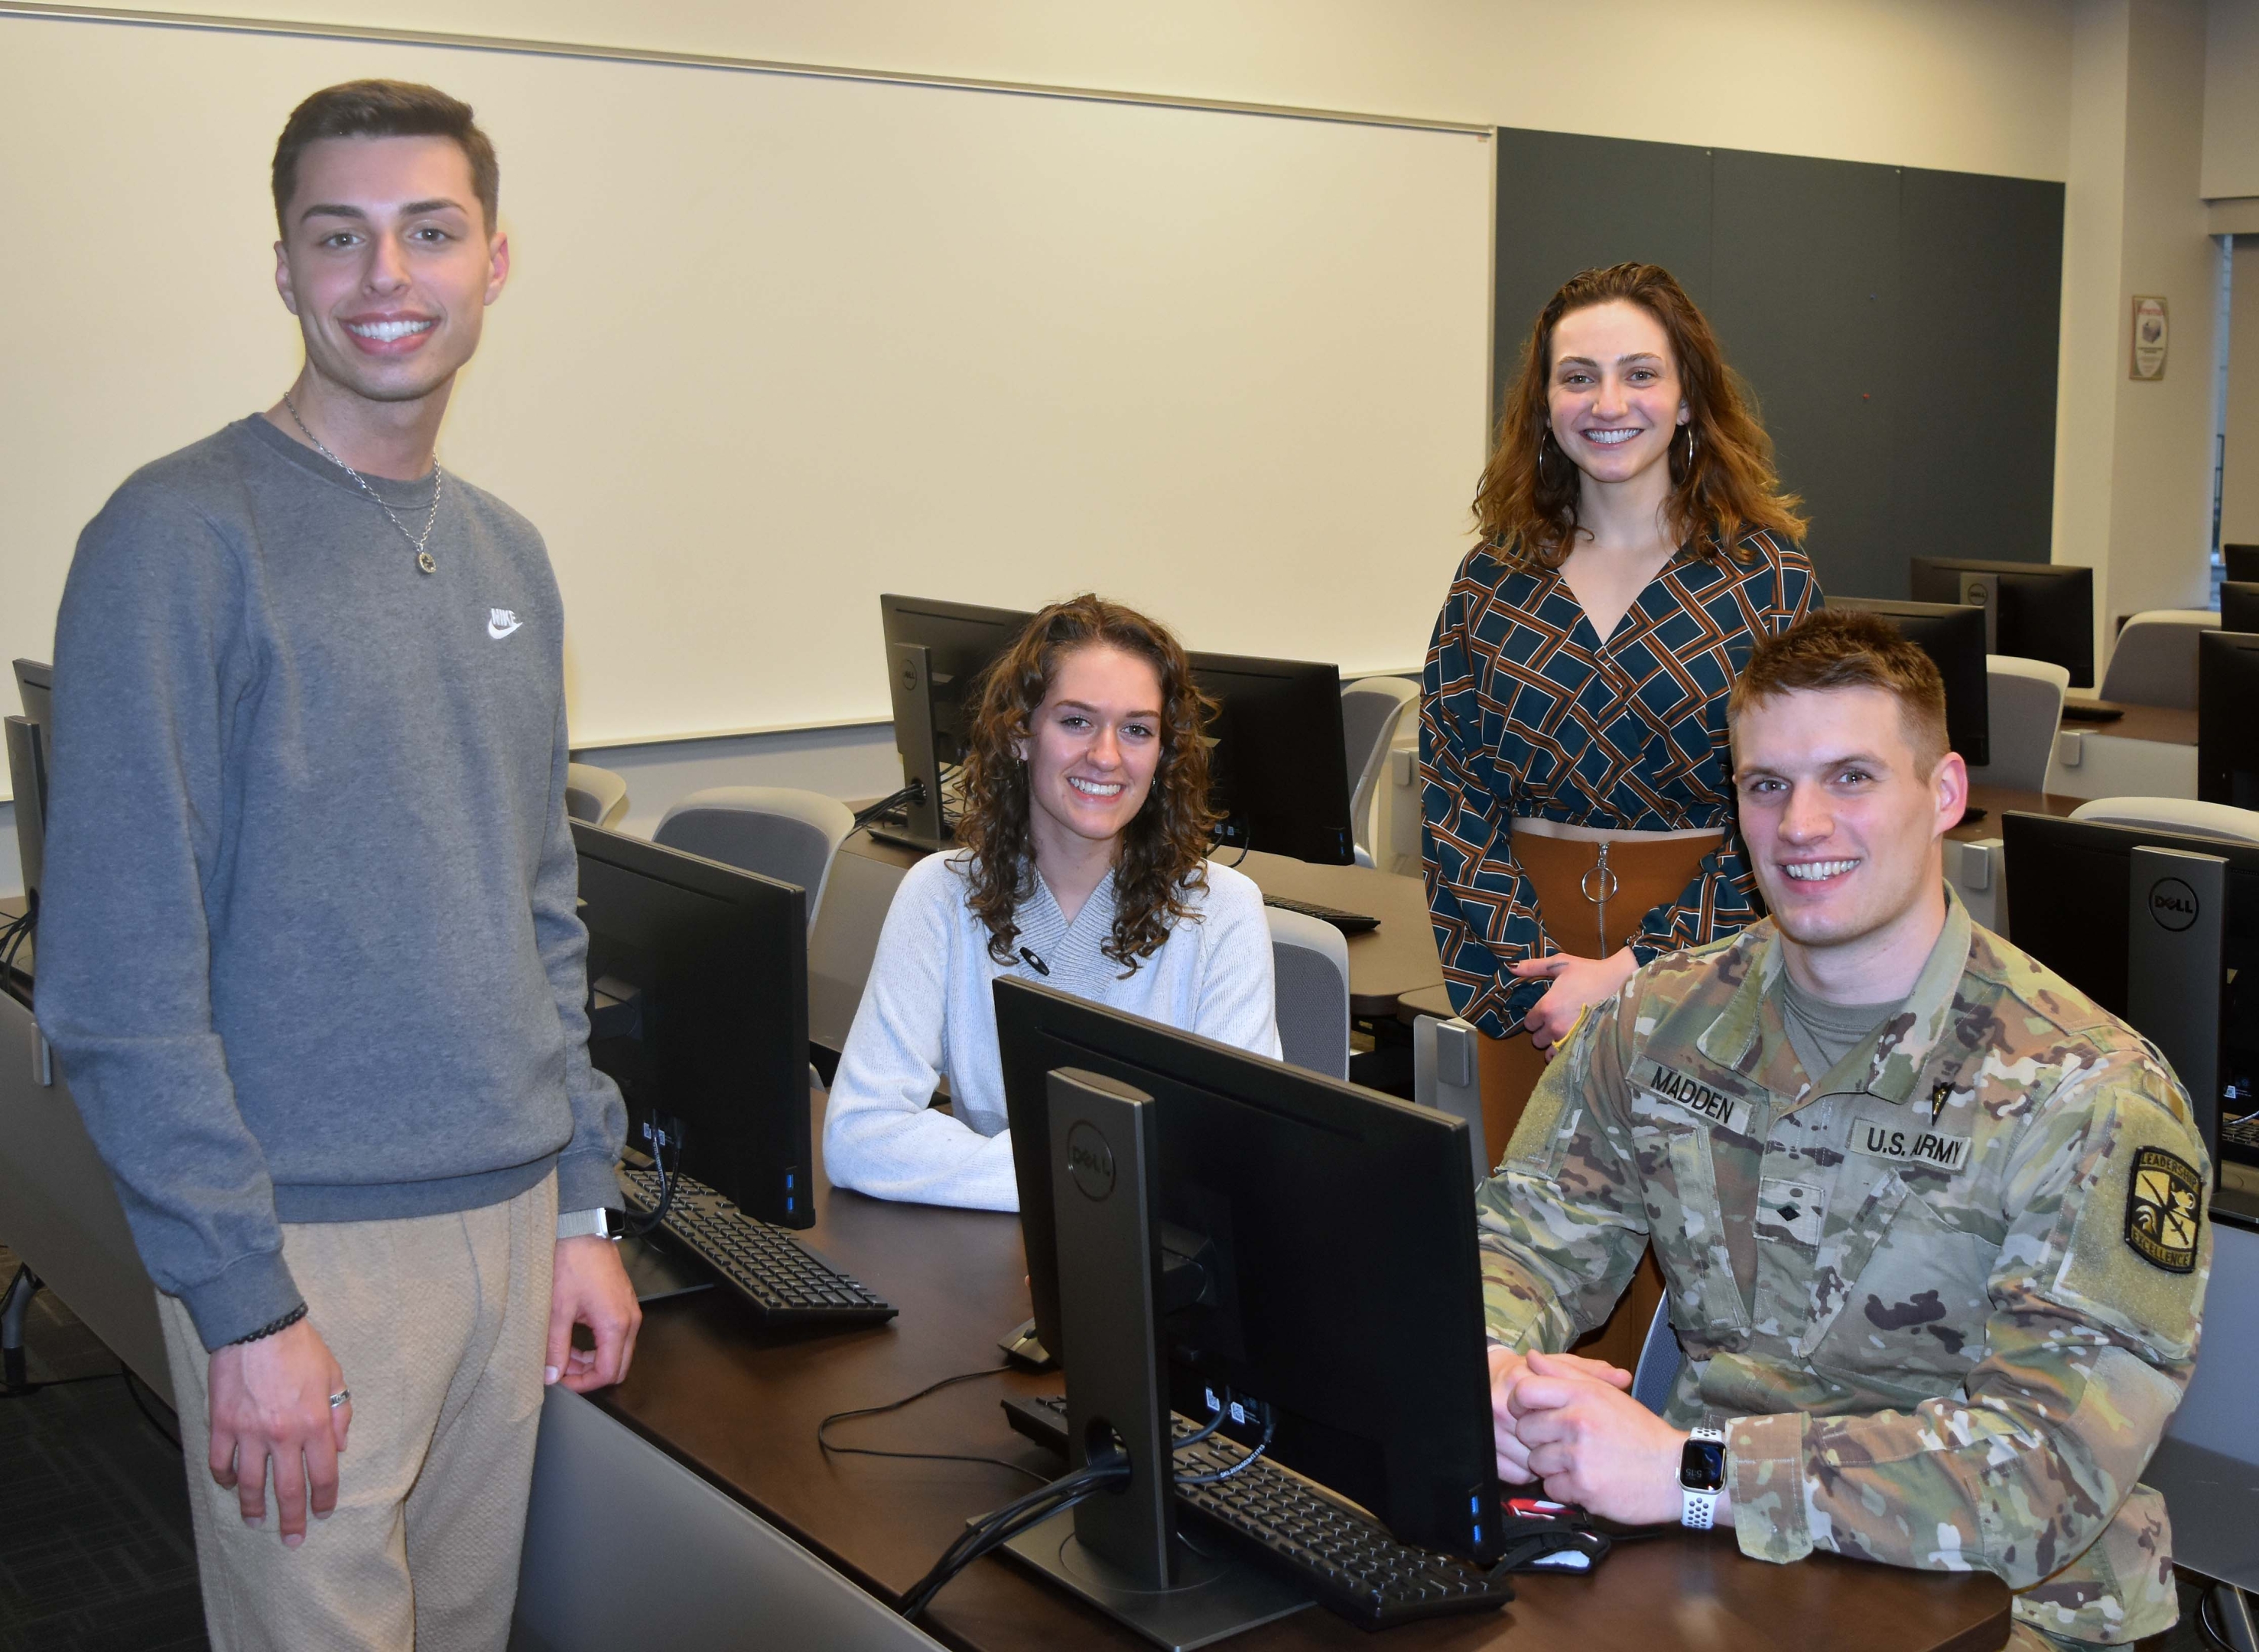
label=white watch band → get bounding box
[1681,1426,1725,1530]
[555,1207,615,1241]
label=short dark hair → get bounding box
[271,80,499,234]
[1729,609,1950,773]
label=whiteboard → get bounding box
[0,12,1493,758]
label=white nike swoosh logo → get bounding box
[488,618,522,639]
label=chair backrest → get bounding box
[1264,906,1350,1081]
[2068,795,2259,845]
[1630,1288,1681,1416]
[2098,610,2219,711]
[564,763,629,830]
[653,786,856,933]
[1340,678,1419,864]
[1965,655,2068,794]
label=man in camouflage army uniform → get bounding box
[1474,610,2211,1649]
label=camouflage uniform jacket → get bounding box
[1476,889,2212,1646]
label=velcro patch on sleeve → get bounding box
[2124,1146,2202,1274]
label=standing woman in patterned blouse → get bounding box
[1423,262,1819,1158]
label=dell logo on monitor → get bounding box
[1066,1120,1116,1200]
[2147,877,2199,932]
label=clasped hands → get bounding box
[1488,1345,1718,1529]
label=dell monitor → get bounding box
[2225,545,2259,585]
[876,593,1029,850]
[1909,557,2095,688]
[876,595,1360,864]
[995,977,1503,1566]
[2222,582,2259,636]
[1828,599,1991,768]
[6,659,54,911]
[1189,650,1356,865]
[2199,629,2259,811]
[571,821,814,1229]
[1999,811,2257,1227]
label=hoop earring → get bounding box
[1684,425,1695,467]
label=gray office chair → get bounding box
[1412,1011,1487,1185]
[2099,610,2218,711]
[1266,906,1350,1081]
[1630,1289,1681,1416]
[1341,677,1419,869]
[654,787,856,935]
[513,1386,945,1652]
[1964,655,2067,794]
[2069,795,2259,845]
[563,763,629,830]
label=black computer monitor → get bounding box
[571,822,814,1228]
[2199,629,2259,811]
[2222,581,2259,636]
[2000,811,2257,1225]
[876,593,1030,850]
[995,977,1502,1563]
[1189,651,1355,865]
[6,659,54,908]
[1827,599,1991,768]
[877,595,1359,864]
[1909,557,2095,688]
[2225,545,2259,585]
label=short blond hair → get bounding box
[1728,610,1949,773]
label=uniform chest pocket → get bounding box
[1802,1172,1992,1390]
[1631,1121,1748,1335]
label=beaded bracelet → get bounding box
[229,1302,308,1346]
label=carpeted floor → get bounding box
[0,1244,207,1652]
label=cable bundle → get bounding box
[897,1457,1130,1619]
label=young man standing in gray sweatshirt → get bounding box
[35,80,639,1650]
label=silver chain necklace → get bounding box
[282,394,446,575]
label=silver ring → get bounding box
[328,1388,351,1409]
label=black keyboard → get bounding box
[1262,895,1380,935]
[2059,700,2127,724]
[619,1164,897,1329]
[1003,1393,1510,1628]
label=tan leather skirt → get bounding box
[1474,830,1718,1163]
[1475,828,1715,1370]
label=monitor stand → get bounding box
[870,641,955,854]
[616,1233,713,1305]
[1000,1069,1309,1651]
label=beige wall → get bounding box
[2206,0,2259,197]
[2056,0,2218,675]
[119,0,2078,178]
[2223,239,2259,545]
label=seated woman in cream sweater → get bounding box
[823,593,1279,1210]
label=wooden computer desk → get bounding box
[591,1095,2010,1652]
[2053,704,2199,801]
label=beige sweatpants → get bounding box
[156,1172,557,1652]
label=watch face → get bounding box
[1680,1438,1728,1494]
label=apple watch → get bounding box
[1679,1426,1727,1530]
[556,1207,624,1243]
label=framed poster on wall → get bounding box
[2132,295,2169,379]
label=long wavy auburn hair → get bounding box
[956,595,1221,971]
[1474,262,1806,569]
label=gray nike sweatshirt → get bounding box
[35,415,626,1351]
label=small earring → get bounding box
[1684,425,1695,467]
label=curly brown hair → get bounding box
[955,595,1221,971]
[1474,262,1806,569]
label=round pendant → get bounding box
[417,551,437,575]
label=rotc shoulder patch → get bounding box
[2124,1146,2202,1274]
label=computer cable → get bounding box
[817,1363,1048,1484]
[1174,1398,1274,1485]
[897,1458,1130,1620]
[0,892,34,985]
[2197,1582,2258,1652]
[850,781,925,832]
[622,1119,683,1238]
